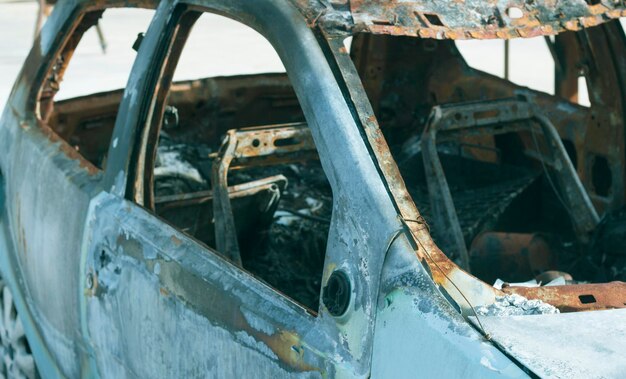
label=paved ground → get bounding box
[0,3,287,107]
[0,2,37,107]
[1,2,622,110]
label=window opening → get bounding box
[146,12,332,311]
[37,8,154,169]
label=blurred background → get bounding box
[1,0,625,109]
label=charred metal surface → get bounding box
[343,29,626,299]
[2,0,626,377]
[421,99,598,269]
[349,32,626,214]
[163,75,304,149]
[326,10,626,337]
[349,0,626,39]
[157,175,287,252]
[293,0,626,39]
[212,124,317,265]
[220,124,317,169]
[46,73,305,173]
[83,193,330,377]
[470,232,557,285]
[48,89,124,168]
[156,175,286,211]
[323,35,502,317]
[38,10,105,124]
[97,1,414,376]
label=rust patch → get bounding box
[469,233,557,284]
[293,0,626,39]
[35,119,100,175]
[227,310,321,373]
[255,330,319,373]
[346,0,626,39]
[84,271,99,297]
[146,256,324,374]
[504,282,626,312]
[170,235,182,246]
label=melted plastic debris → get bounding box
[476,294,560,316]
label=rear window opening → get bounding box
[347,31,625,311]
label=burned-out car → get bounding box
[1,0,626,377]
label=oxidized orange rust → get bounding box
[232,124,316,161]
[323,30,475,294]
[469,232,557,284]
[254,330,320,373]
[503,282,626,312]
[84,271,99,297]
[170,235,182,246]
[297,0,626,39]
[343,1,626,40]
[413,233,460,285]
[213,297,320,373]
[335,27,626,315]
[37,120,100,175]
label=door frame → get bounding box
[96,0,409,376]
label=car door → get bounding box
[81,0,408,377]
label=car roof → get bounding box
[83,0,626,40]
[290,0,626,39]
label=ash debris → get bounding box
[476,294,560,317]
[234,163,332,310]
[154,135,212,195]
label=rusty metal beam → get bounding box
[503,281,626,312]
[421,98,599,271]
[211,123,317,265]
[296,0,626,39]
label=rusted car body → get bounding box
[1,0,626,377]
